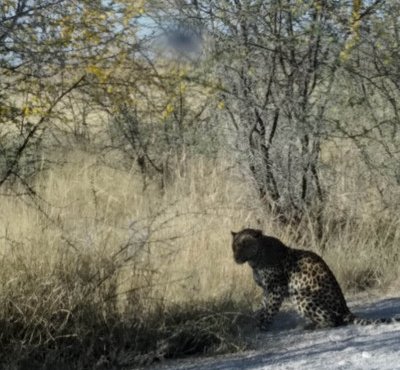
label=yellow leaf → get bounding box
[179,82,187,93]
[22,106,31,117]
[166,103,174,114]
[162,103,174,119]
[86,65,109,83]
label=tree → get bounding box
[0,0,144,189]
[152,0,391,231]
[332,0,400,210]
[157,1,343,225]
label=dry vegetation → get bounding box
[3,1,400,368]
[0,150,258,368]
[1,142,400,368]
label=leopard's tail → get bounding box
[344,312,400,326]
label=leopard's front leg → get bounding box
[256,287,286,331]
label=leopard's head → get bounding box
[231,228,263,264]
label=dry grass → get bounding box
[0,151,261,367]
[0,148,400,368]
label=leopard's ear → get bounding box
[254,229,263,238]
[231,231,237,238]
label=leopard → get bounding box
[231,228,400,330]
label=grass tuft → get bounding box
[0,150,399,367]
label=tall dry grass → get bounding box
[0,150,262,367]
[0,147,400,367]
